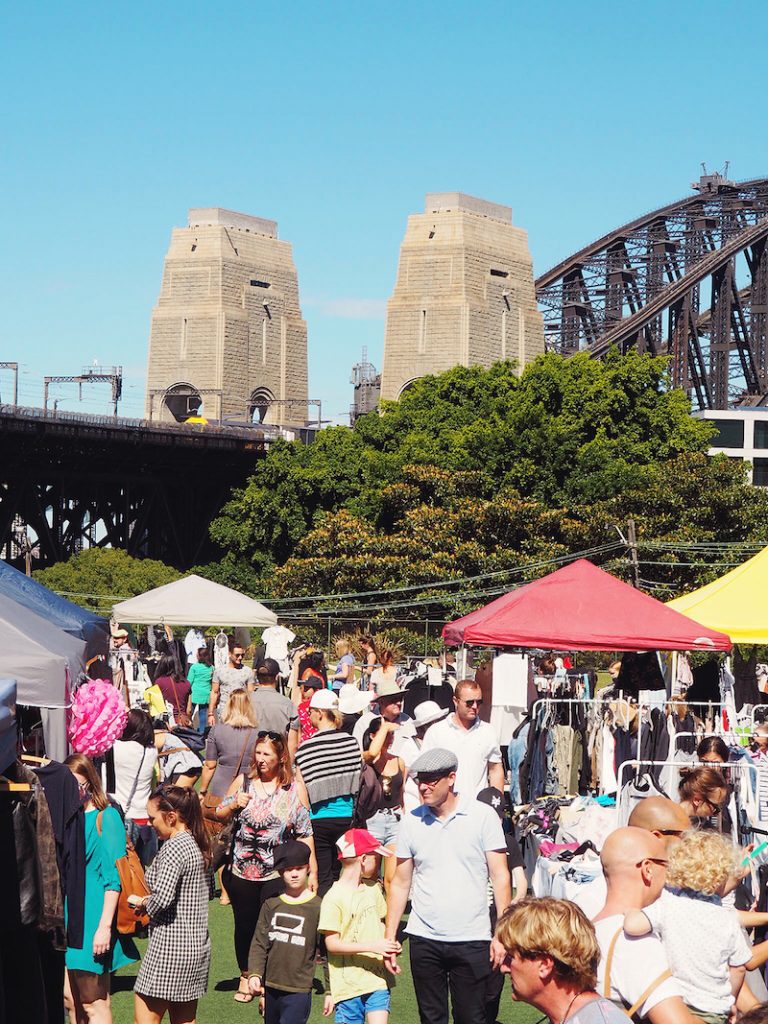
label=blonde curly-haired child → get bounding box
[624,829,751,1022]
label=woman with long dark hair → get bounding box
[154,654,192,727]
[215,732,315,1003]
[112,709,159,867]
[63,753,138,1024]
[131,786,211,1024]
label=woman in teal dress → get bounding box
[63,752,139,1024]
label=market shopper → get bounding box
[209,643,254,724]
[353,678,411,747]
[422,679,504,797]
[216,730,316,1003]
[592,827,699,1024]
[153,654,192,727]
[111,709,160,867]
[294,689,362,895]
[362,716,407,892]
[396,700,450,812]
[678,766,729,829]
[187,646,213,733]
[131,786,211,1024]
[250,658,300,755]
[331,639,356,692]
[384,748,511,1024]
[496,897,631,1024]
[63,753,138,1024]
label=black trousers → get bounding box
[310,816,351,897]
[265,987,312,1024]
[409,936,491,1024]
[224,870,283,971]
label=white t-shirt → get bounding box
[422,715,501,798]
[184,629,205,663]
[262,625,296,663]
[594,915,684,1019]
[111,740,158,821]
[641,890,751,1013]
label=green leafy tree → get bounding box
[211,351,715,584]
[34,548,181,614]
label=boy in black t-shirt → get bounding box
[248,840,332,1023]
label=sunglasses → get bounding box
[635,857,668,868]
[232,653,244,659]
[417,774,451,787]
[458,698,483,707]
[257,730,282,742]
[655,829,684,837]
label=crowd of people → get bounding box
[31,630,768,1024]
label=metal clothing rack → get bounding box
[636,699,727,765]
[616,757,759,839]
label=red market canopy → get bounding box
[442,559,732,652]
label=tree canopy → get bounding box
[35,351,763,632]
[34,548,181,614]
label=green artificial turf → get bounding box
[110,899,541,1024]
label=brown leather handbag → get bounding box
[169,678,192,729]
[202,727,254,837]
[96,812,150,935]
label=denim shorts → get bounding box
[335,988,390,1024]
[365,808,401,847]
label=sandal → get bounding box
[235,979,253,1003]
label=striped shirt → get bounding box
[294,728,361,807]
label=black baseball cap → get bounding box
[273,839,312,870]
[256,658,281,678]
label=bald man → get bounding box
[592,827,698,1024]
[572,797,689,919]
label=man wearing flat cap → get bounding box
[384,748,511,1024]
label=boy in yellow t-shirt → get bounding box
[318,829,401,1024]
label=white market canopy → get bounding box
[112,574,278,628]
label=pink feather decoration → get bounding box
[69,680,128,757]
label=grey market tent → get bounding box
[0,592,87,760]
[112,573,277,628]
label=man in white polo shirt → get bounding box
[421,679,503,797]
[384,748,511,1024]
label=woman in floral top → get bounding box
[216,731,317,1003]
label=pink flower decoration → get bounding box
[69,680,128,757]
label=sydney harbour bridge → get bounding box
[4,170,768,571]
[536,171,768,409]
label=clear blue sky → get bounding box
[2,1,767,422]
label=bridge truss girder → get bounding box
[536,177,768,408]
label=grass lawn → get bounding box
[110,899,541,1024]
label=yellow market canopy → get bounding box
[667,546,768,644]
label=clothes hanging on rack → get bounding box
[0,759,68,1024]
[734,647,760,711]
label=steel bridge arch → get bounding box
[535,175,768,408]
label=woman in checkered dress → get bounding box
[132,786,211,1023]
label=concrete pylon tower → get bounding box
[380,193,544,400]
[146,207,308,426]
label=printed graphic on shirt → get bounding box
[269,911,310,947]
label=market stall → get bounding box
[0,592,87,760]
[667,545,768,644]
[443,558,732,651]
[112,573,277,627]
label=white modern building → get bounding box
[694,408,768,485]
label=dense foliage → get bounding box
[209,350,768,622]
[34,548,181,614]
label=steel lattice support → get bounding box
[536,174,768,408]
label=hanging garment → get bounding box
[617,771,669,826]
[34,762,85,948]
[733,648,760,711]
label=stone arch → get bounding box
[249,387,275,424]
[164,382,203,423]
[397,377,422,398]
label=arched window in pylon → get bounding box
[164,382,203,423]
[249,387,275,424]
[398,377,422,398]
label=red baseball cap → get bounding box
[336,828,392,859]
